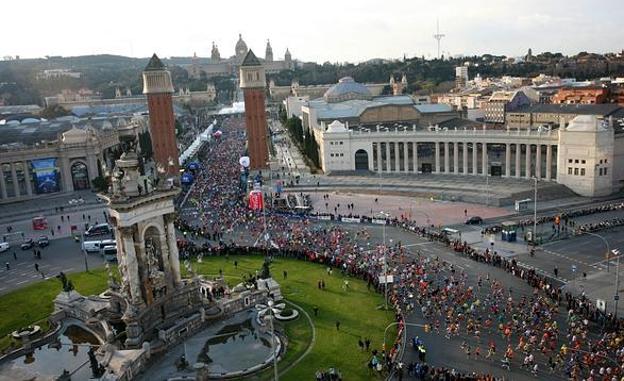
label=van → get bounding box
[84,224,111,238]
[102,245,118,263]
[0,242,9,253]
[99,239,116,249]
[82,240,102,254]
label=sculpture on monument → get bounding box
[56,272,74,294]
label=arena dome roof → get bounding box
[324,77,372,103]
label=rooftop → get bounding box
[241,50,261,67]
[0,116,132,148]
[144,54,165,71]
[324,77,372,103]
[513,103,622,116]
[308,95,414,120]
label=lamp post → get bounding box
[533,176,538,245]
[584,231,611,273]
[613,249,621,319]
[256,298,285,381]
[377,211,390,310]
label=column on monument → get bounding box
[434,142,440,173]
[122,231,144,305]
[22,161,32,196]
[525,144,532,178]
[377,143,382,173]
[515,144,521,178]
[394,142,400,172]
[158,230,173,289]
[535,144,542,179]
[413,142,419,173]
[481,143,488,176]
[0,165,6,199]
[443,142,450,173]
[87,154,98,182]
[385,142,391,172]
[403,142,408,172]
[472,143,478,175]
[10,163,19,197]
[60,157,73,192]
[453,142,459,174]
[166,215,182,285]
[505,144,511,177]
[462,142,468,174]
[546,145,552,180]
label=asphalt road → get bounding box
[332,223,568,380]
[0,237,105,295]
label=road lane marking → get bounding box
[16,280,28,285]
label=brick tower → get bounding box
[239,50,269,170]
[142,54,179,177]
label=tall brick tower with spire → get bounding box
[142,54,179,177]
[239,50,269,170]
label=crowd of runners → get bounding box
[175,115,624,380]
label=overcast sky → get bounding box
[3,0,622,62]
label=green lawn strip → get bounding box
[0,268,109,353]
[190,255,395,380]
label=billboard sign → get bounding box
[248,190,264,210]
[31,158,60,194]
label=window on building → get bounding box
[580,168,585,176]
[568,167,573,175]
[574,168,579,175]
[599,168,603,175]
[600,159,603,164]
[604,168,608,175]
[339,141,343,145]
[568,159,573,164]
[330,153,334,157]
[605,159,608,164]
[574,159,579,164]
[581,160,586,164]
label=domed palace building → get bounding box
[186,34,294,79]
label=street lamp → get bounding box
[584,231,611,273]
[613,249,621,319]
[256,297,285,381]
[377,211,390,311]
[533,176,538,245]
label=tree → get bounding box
[278,104,287,125]
[91,176,110,192]
[40,104,71,119]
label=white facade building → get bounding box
[314,115,624,197]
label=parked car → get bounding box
[20,238,34,250]
[465,216,483,225]
[37,235,49,247]
[0,242,9,253]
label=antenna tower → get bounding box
[433,19,445,59]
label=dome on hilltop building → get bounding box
[324,77,372,103]
[235,34,248,59]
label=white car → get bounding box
[0,242,9,253]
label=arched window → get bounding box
[70,162,89,190]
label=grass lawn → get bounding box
[0,255,395,380]
[0,268,110,352]
[189,255,395,380]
